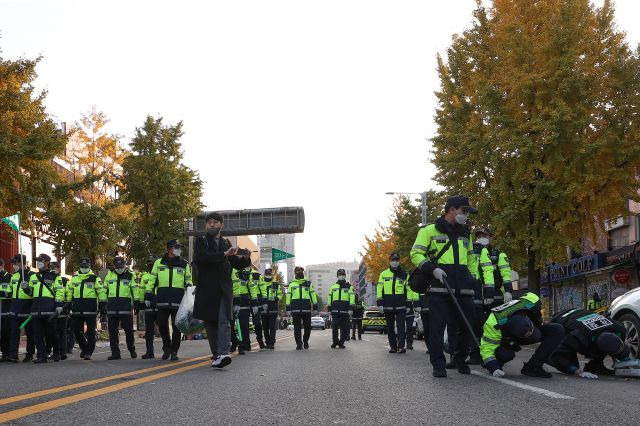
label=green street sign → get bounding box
[272,248,294,263]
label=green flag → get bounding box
[272,248,294,263]
[1,214,19,232]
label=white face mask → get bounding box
[115,268,125,274]
[12,264,20,272]
[476,237,490,247]
[173,249,182,257]
[36,261,45,270]
[455,213,468,225]
[390,261,400,268]
[337,275,346,281]
[265,275,273,280]
[79,267,90,274]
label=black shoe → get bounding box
[60,354,67,361]
[23,354,33,363]
[433,368,447,378]
[331,343,338,349]
[398,348,406,354]
[108,354,121,360]
[584,362,615,376]
[80,351,86,359]
[358,337,362,340]
[6,357,18,363]
[296,345,303,350]
[47,354,55,361]
[407,344,414,350]
[142,353,155,359]
[338,344,346,349]
[83,355,92,360]
[457,364,471,375]
[162,350,171,360]
[238,349,246,355]
[445,360,457,370]
[170,353,178,361]
[303,342,309,349]
[258,340,265,349]
[53,354,61,362]
[388,349,398,353]
[521,361,552,378]
[0,357,7,363]
[351,335,356,340]
[33,358,47,364]
[346,337,350,341]
[130,350,137,359]
[230,343,238,353]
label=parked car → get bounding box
[311,316,326,330]
[362,309,386,333]
[608,287,640,359]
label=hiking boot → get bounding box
[521,361,552,378]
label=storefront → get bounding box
[541,243,640,317]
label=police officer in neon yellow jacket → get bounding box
[475,228,513,307]
[377,253,408,353]
[29,254,65,363]
[286,266,318,350]
[231,267,258,354]
[480,292,564,378]
[147,240,193,361]
[405,286,420,350]
[261,268,282,349]
[7,254,35,362]
[328,269,354,349]
[248,269,266,349]
[67,257,105,360]
[410,196,482,377]
[104,256,140,360]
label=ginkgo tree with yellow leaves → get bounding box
[432,0,640,292]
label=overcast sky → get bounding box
[1,0,639,266]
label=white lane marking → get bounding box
[470,371,575,400]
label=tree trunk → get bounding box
[527,247,540,294]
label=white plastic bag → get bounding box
[175,287,204,335]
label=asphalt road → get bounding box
[0,330,639,425]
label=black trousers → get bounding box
[351,319,363,339]
[157,309,181,354]
[72,316,97,356]
[10,317,34,359]
[292,314,311,347]
[331,313,349,345]
[33,317,58,360]
[46,317,68,356]
[1,315,12,357]
[427,294,475,369]
[231,309,251,350]
[420,311,430,348]
[66,320,75,353]
[496,323,565,367]
[261,314,277,346]
[468,306,485,358]
[405,314,415,345]
[384,310,406,350]
[144,310,158,355]
[108,314,135,356]
[252,310,264,342]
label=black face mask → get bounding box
[295,273,304,279]
[207,227,221,236]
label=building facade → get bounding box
[258,234,295,283]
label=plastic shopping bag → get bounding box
[175,287,204,335]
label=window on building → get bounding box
[608,227,629,250]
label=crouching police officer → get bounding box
[550,308,630,378]
[480,292,564,378]
[261,269,281,349]
[410,196,482,377]
[104,257,140,360]
[286,266,318,350]
[67,257,105,360]
[377,253,408,354]
[29,254,65,363]
[328,269,354,349]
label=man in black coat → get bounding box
[193,212,251,368]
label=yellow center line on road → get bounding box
[0,333,295,423]
[0,355,211,407]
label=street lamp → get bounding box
[385,191,428,227]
